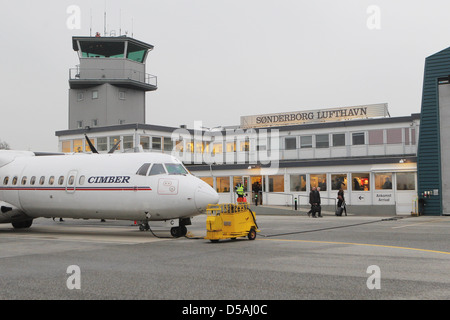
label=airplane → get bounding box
[0,138,219,237]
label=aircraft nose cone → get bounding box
[195,182,219,213]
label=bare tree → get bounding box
[0,140,10,150]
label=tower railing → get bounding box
[69,68,157,87]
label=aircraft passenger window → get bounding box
[68,176,75,185]
[136,163,151,176]
[3,177,8,185]
[58,176,64,185]
[30,176,36,185]
[148,163,166,176]
[165,163,188,175]
[21,176,27,185]
[39,176,45,185]
[79,176,85,185]
[12,177,18,185]
[49,176,55,185]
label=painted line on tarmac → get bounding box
[259,238,450,256]
[391,217,449,229]
[2,233,173,245]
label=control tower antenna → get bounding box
[104,0,107,36]
[119,9,122,36]
[90,8,93,37]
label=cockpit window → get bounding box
[165,163,188,175]
[148,163,166,176]
[136,163,151,176]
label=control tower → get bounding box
[68,35,157,130]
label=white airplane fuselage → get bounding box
[0,151,219,227]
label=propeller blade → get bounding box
[84,134,99,154]
[108,140,121,154]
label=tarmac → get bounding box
[0,212,449,305]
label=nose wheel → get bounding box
[170,225,187,238]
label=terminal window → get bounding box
[140,136,150,150]
[290,174,306,192]
[369,130,384,145]
[123,136,134,149]
[152,137,162,150]
[175,140,184,153]
[62,141,71,153]
[375,173,392,190]
[110,136,121,151]
[74,139,83,153]
[269,175,284,192]
[332,134,345,147]
[285,137,297,150]
[352,132,365,145]
[331,174,347,190]
[310,174,327,191]
[97,137,108,151]
[300,136,312,148]
[404,128,416,145]
[386,128,402,144]
[396,172,415,190]
[195,142,205,153]
[216,177,230,193]
[352,173,370,191]
[316,134,329,148]
[164,138,173,152]
[240,140,250,152]
[212,143,223,154]
[226,142,236,152]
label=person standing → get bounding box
[308,187,316,217]
[337,187,347,216]
[309,186,321,217]
[316,187,322,218]
[236,183,245,202]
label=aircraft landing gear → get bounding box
[138,218,191,238]
[170,218,191,238]
[170,225,187,238]
[139,222,150,231]
[12,219,33,229]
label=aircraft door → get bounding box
[66,170,78,194]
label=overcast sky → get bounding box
[1,0,449,152]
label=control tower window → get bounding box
[80,41,125,58]
[127,50,146,63]
[127,43,147,63]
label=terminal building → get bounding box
[55,34,450,216]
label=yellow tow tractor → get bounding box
[205,203,259,242]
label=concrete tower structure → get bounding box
[68,36,157,130]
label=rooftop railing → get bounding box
[69,68,157,87]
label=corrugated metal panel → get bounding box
[417,46,450,215]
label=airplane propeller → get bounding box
[108,140,121,154]
[84,134,99,154]
[84,134,121,154]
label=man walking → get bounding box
[309,186,322,218]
